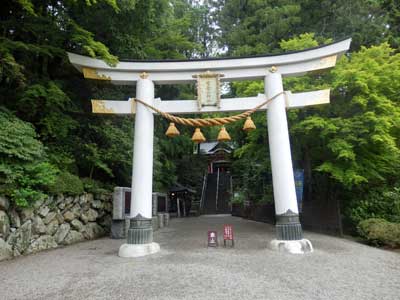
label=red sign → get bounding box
[223,225,233,240]
[207,231,218,247]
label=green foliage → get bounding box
[297,0,389,50]
[358,218,400,248]
[71,0,201,59]
[0,109,58,206]
[292,43,400,188]
[175,154,208,194]
[68,20,118,65]
[15,0,35,15]
[48,171,84,196]
[0,45,26,88]
[81,177,110,195]
[214,0,390,53]
[231,191,244,204]
[0,109,44,162]
[348,187,400,225]
[8,162,58,207]
[381,0,400,48]
[280,33,319,51]
[18,81,78,141]
[214,0,302,55]
[82,0,120,12]
[153,114,206,192]
[153,136,177,192]
[230,111,273,204]
[72,116,134,184]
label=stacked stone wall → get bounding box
[0,193,112,262]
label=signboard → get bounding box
[223,225,234,247]
[207,231,218,247]
[223,225,233,240]
[193,71,223,109]
[294,169,304,213]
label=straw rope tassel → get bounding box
[192,128,206,143]
[165,122,180,137]
[243,116,256,131]
[217,126,231,142]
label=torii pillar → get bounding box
[118,73,160,257]
[266,68,312,253]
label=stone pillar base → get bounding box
[118,242,160,258]
[275,209,303,240]
[118,214,160,257]
[269,239,313,254]
[127,214,153,244]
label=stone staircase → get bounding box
[201,172,231,214]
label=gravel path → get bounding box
[0,215,399,300]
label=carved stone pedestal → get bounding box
[118,214,160,258]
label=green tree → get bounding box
[0,109,57,206]
[214,0,302,55]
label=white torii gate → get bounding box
[68,38,351,256]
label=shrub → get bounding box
[231,191,246,204]
[357,218,400,248]
[81,177,110,195]
[0,109,57,207]
[348,187,400,225]
[48,171,84,196]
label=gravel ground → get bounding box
[0,215,399,300]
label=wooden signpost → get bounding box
[223,225,234,247]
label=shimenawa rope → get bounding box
[134,91,284,127]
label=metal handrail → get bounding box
[199,173,207,211]
[216,168,220,212]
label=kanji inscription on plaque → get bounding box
[193,71,223,109]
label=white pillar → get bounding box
[265,70,298,215]
[130,75,154,219]
[265,69,313,254]
[119,74,160,258]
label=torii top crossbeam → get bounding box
[68,38,351,85]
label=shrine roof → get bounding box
[169,183,196,194]
[199,141,234,155]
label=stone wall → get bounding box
[0,193,112,262]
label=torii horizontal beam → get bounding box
[91,89,330,115]
[68,38,351,85]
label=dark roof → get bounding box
[199,141,234,155]
[169,183,196,194]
